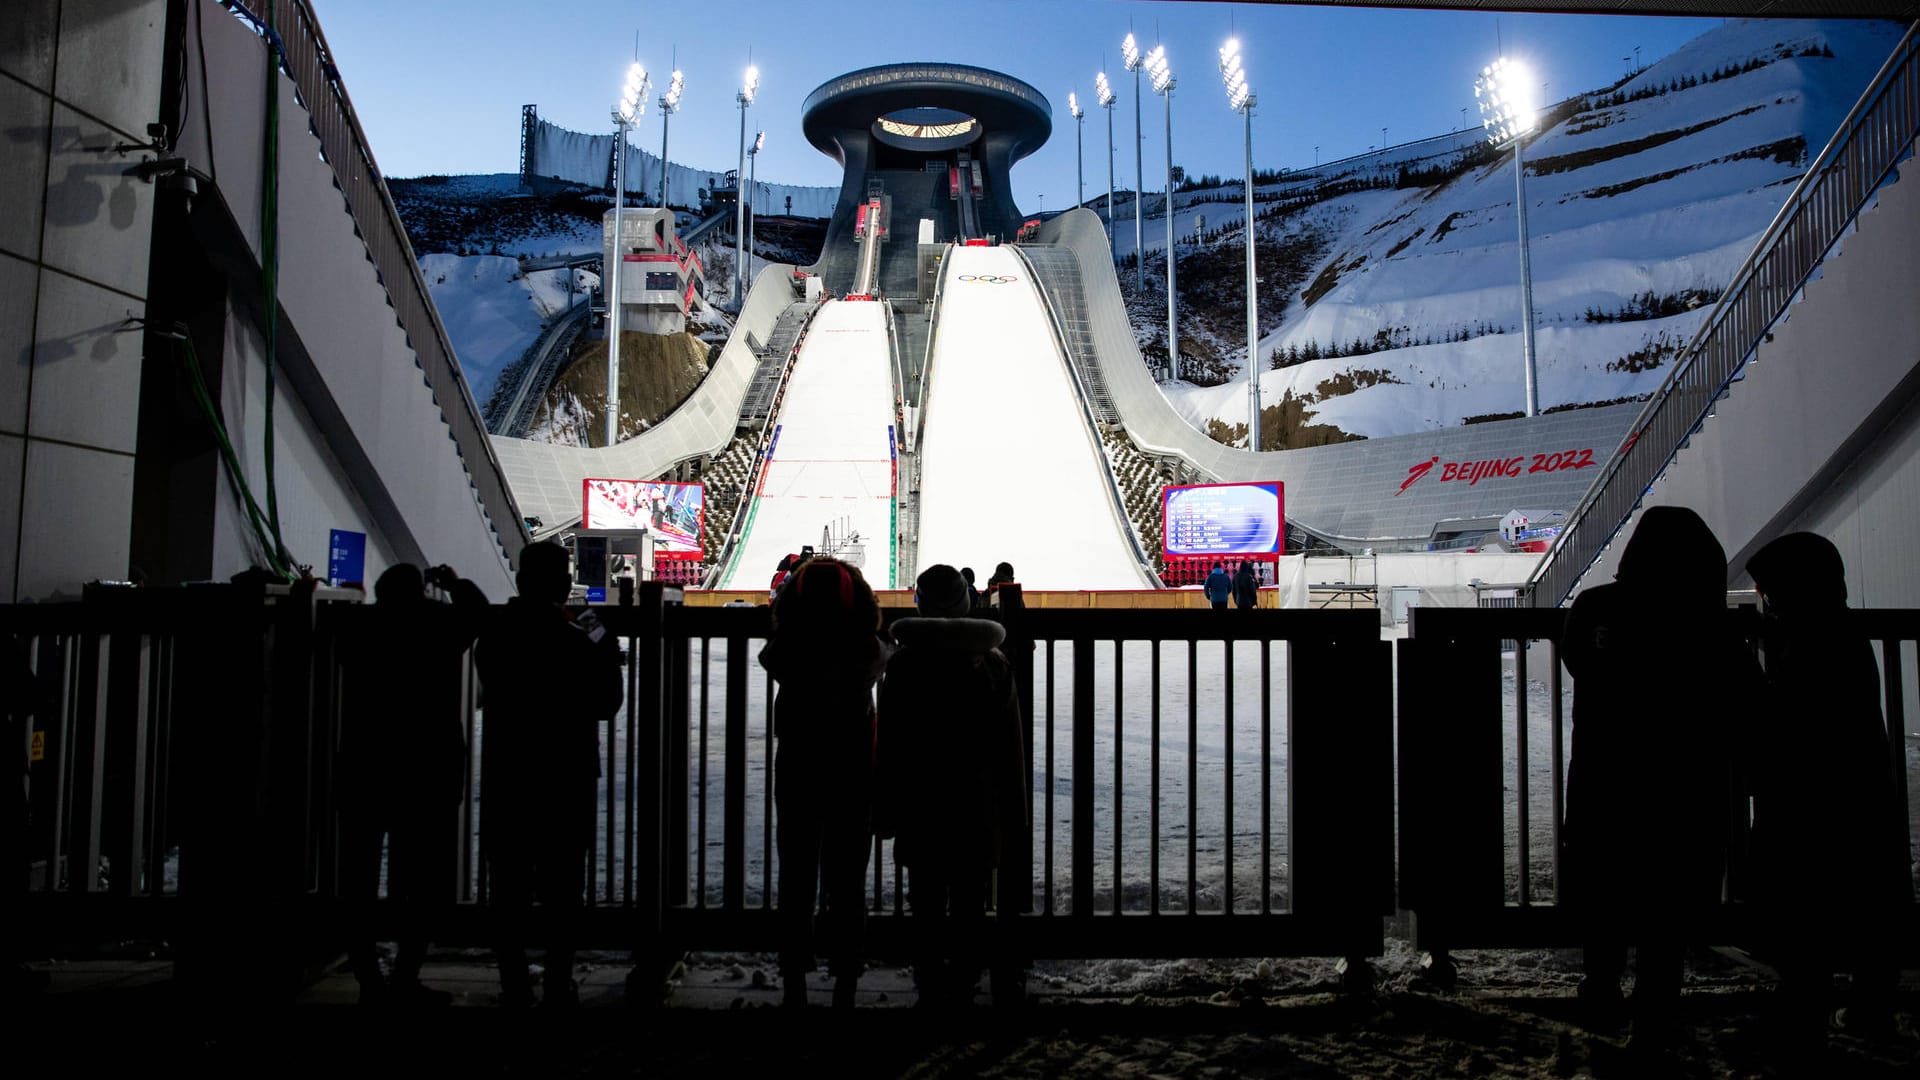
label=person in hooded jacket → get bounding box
[1232,561,1258,610]
[876,564,1026,1007]
[1560,505,1756,1046]
[983,562,1016,607]
[1203,562,1232,610]
[1745,532,1906,1041]
[759,556,889,1008]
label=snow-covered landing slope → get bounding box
[916,246,1154,590]
[719,299,899,591]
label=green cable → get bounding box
[178,336,291,580]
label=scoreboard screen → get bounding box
[1162,482,1284,558]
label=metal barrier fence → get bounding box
[1529,22,1920,609]
[8,587,1914,990]
[1398,605,1919,955]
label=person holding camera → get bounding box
[476,542,622,1007]
[339,562,488,1006]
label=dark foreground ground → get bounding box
[15,948,1920,1079]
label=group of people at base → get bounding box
[1203,560,1259,609]
[339,542,621,1009]
[760,557,1026,1008]
[1560,506,1908,1058]
[334,511,1908,1028]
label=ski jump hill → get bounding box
[486,60,1752,585]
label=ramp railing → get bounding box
[1528,22,1920,609]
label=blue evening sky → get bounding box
[314,1,1734,210]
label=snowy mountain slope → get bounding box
[420,253,586,404]
[1141,17,1906,448]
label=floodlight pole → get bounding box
[608,115,628,447]
[748,136,761,274]
[1480,58,1541,418]
[658,104,673,209]
[1241,103,1259,450]
[1513,135,1538,417]
[1162,81,1178,380]
[1132,66,1143,290]
[1075,107,1085,213]
[657,111,670,208]
[734,90,749,308]
[1104,100,1116,246]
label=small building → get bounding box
[603,206,702,335]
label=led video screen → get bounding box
[1162,482,1284,558]
[582,478,704,559]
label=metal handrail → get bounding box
[1529,21,1920,608]
[233,1,524,559]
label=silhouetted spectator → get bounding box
[1560,506,1753,1050]
[876,565,1025,1007]
[1745,532,1906,1043]
[1203,562,1232,610]
[759,557,888,1008]
[984,562,1015,607]
[1232,561,1258,610]
[960,566,982,611]
[476,542,621,1007]
[339,563,487,1006]
[770,552,800,603]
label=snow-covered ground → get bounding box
[717,299,899,590]
[915,246,1155,590]
[1125,17,1907,446]
[421,253,588,404]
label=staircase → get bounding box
[1528,23,1920,607]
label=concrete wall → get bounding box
[1576,138,1920,607]
[1,1,165,600]
[170,4,516,597]
[2,1,527,601]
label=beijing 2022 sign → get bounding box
[1162,482,1284,558]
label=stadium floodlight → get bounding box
[1221,37,1259,450]
[1145,45,1172,93]
[607,60,650,447]
[1475,56,1542,417]
[734,64,759,307]
[657,69,685,210]
[1096,72,1117,248]
[1069,92,1084,215]
[1123,33,1145,291]
[1148,45,1178,380]
[617,61,650,124]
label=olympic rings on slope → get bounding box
[956,274,1019,284]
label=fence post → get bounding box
[626,580,676,1001]
[995,584,1033,1004]
[1070,617,1095,917]
[1288,612,1393,981]
[1394,611,1507,984]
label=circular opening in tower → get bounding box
[871,107,980,151]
